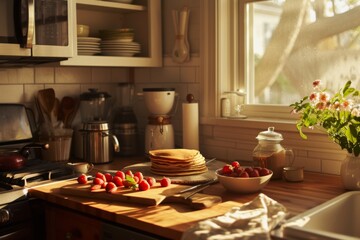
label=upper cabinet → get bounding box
[60,0,162,67]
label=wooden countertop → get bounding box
[29,157,346,240]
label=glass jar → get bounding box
[253,127,293,179]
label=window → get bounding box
[214,0,360,119]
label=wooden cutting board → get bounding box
[59,181,222,210]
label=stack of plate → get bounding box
[77,37,101,56]
[99,28,141,57]
[148,149,208,176]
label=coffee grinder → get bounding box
[140,88,177,154]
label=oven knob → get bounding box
[0,209,10,224]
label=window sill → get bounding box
[201,116,299,133]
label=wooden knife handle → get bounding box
[165,193,222,210]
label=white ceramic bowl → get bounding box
[141,88,176,115]
[215,167,273,193]
[77,24,90,37]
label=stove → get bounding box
[0,159,75,240]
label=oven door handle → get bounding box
[14,0,35,48]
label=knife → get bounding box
[177,178,218,194]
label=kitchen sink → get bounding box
[283,191,360,240]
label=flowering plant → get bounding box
[290,80,360,156]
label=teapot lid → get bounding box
[256,127,283,141]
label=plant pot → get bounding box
[340,153,360,190]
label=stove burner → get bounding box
[0,160,74,187]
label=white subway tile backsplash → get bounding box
[0,70,9,83]
[92,68,112,83]
[111,68,129,82]
[24,84,43,103]
[55,67,91,83]
[17,68,34,84]
[134,68,151,83]
[0,85,23,103]
[180,67,197,83]
[150,67,180,82]
[35,67,54,83]
[322,159,341,175]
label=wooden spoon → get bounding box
[37,88,56,123]
[60,96,76,128]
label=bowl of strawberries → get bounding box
[215,161,273,193]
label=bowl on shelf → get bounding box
[215,167,273,193]
[77,24,90,37]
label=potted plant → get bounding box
[290,80,360,190]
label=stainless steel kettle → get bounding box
[81,121,119,164]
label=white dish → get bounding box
[78,47,101,51]
[101,46,140,50]
[78,42,100,46]
[103,0,134,4]
[101,40,140,45]
[77,37,101,43]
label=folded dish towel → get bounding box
[181,193,287,240]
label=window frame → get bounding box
[200,0,295,126]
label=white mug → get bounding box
[67,162,94,174]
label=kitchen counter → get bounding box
[29,157,346,239]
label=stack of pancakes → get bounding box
[148,149,208,176]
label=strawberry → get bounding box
[115,171,126,180]
[231,161,240,168]
[134,172,144,183]
[138,180,150,191]
[90,184,102,191]
[160,177,171,187]
[105,182,117,193]
[125,170,134,178]
[239,171,250,178]
[146,177,156,187]
[112,176,123,187]
[95,172,106,182]
[249,169,260,177]
[259,168,271,176]
[222,165,233,175]
[93,177,105,185]
[77,174,88,184]
[104,173,113,182]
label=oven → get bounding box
[0,104,75,239]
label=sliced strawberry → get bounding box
[146,177,156,187]
[134,172,144,183]
[105,182,117,193]
[90,184,102,191]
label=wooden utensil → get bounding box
[60,96,76,128]
[37,88,56,122]
[59,182,222,210]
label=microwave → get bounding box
[0,0,74,66]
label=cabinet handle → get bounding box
[14,0,35,48]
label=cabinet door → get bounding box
[45,204,101,240]
[61,0,162,67]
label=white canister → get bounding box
[221,98,230,117]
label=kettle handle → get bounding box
[102,132,120,153]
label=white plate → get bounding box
[103,0,133,4]
[101,40,140,46]
[77,37,101,43]
[78,42,100,46]
[101,46,140,50]
[78,47,101,51]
